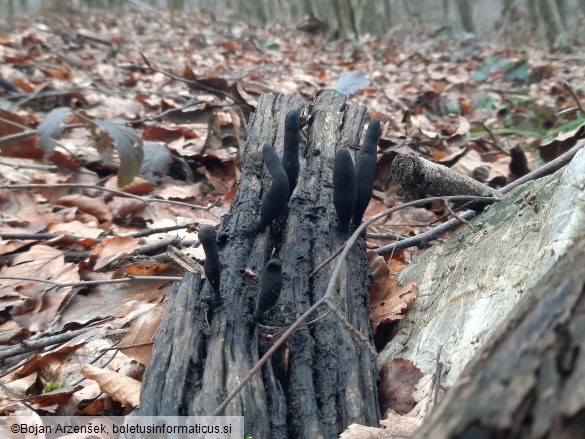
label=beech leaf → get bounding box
[36,107,73,155]
[93,119,144,186]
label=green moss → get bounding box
[42,381,66,393]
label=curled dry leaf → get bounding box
[378,359,424,415]
[369,277,417,333]
[119,302,167,365]
[366,250,417,332]
[80,364,141,408]
[90,236,140,271]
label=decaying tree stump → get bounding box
[140,90,380,438]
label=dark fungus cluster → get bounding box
[198,111,380,324]
[334,119,381,230]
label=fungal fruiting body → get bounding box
[198,225,221,292]
[256,143,290,232]
[282,109,300,199]
[253,258,282,322]
[353,118,381,226]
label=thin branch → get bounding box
[432,345,443,410]
[0,275,181,289]
[0,222,200,242]
[0,325,99,362]
[0,183,219,217]
[471,120,509,155]
[366,231,409,241]
[141,53,248,108]
[443,199,476,232]
[562,81,584,113]
[0,159,57,171]
[213,195,498,415]
[0,129,36,145]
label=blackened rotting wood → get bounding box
[253,258,282,323]
[391,152,499,198]
[415,236,585,439]
[333,148,357,230]
[140,273,210,415]
[277,90,379,437]
[140,91,378,438]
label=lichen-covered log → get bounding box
[415,235,585,438]
[391,152,499,198]
[140,90,379,438]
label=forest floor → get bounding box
[0,5,584,428]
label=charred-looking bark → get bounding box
[140,91,379,438]
[353,118,381,226]
[333,148,357,231]
[253,258,282,323]
[198,225,221,293]
[282,109,300,198]
[256,143,290,233]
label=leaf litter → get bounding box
[0,6,584,431]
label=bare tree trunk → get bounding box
[456,0,475,33]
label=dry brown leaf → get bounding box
[445,116,471,147]
[27,385,81,408]
[46,220,103,239]
[56,194,112,223]
[0,321,30,345]
[57,277,169,330]
[105,176,154,196]
[0,190,56,233]
[370,278,417,332]
[68,379,101,410]
[81,364,141,408]
[2,373,37,399]
[119,302,167,365]
[108,196,147,219]
[0,109,42,159]
[0,245,78,331]
[91,236,140,271]
[378,359,424,415]
[112,262,180,279]
[367,250,390,284]
[539,121,585,162]
[11,327,102,379]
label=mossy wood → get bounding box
[140,90,379,438]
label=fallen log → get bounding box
[415,233,585,438]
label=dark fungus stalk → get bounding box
[256,143,290,232]
[333,148,357,231]
[353,118,380,226]
[253,259,282,323]
[282,109,300,199]
[198,225,221,293]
